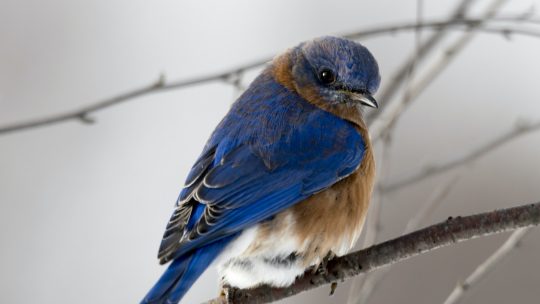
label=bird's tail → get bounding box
[141,238,231,304]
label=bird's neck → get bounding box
[271,51,370,134]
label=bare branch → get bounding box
[381,120,540,193]
[3,12,540,135]
[443,227,532,304]
[0,76,165,134]
[205,201,540,304]
[0,60,267,135]
[343,16,540,42]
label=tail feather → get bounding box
[141,236,233,304]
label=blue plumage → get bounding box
[299,36,380,94]
[142,236,235,304]
[142,36,380,303]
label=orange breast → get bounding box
[290,142,375,263]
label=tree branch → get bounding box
[2,14,540,135]
[205,201,540,304]
[0,62,264,135]
[381,120,540,193]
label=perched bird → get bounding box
[142,36,381,304]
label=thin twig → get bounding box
[343,17,540,41]
[2,14,540,134]
[381,120,540,193]
[474,25,540,39]
[0,60,266,135]
[0,76,165,134]
[442,227,532,304]
[206,201,540,304]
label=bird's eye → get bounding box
[318,68,336,85]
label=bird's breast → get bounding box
[289,152,375,262]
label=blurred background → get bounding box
[1,0,540,303]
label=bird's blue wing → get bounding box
[157,112,366,263]
[157,72,366,264]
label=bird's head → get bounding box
[275,36,381,110]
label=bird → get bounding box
[141,36,381,304]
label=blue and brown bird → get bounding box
[142,36,381,304]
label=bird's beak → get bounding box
[351,93,378,108]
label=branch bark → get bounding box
[205,201,540,304]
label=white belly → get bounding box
[214,213,306,289]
